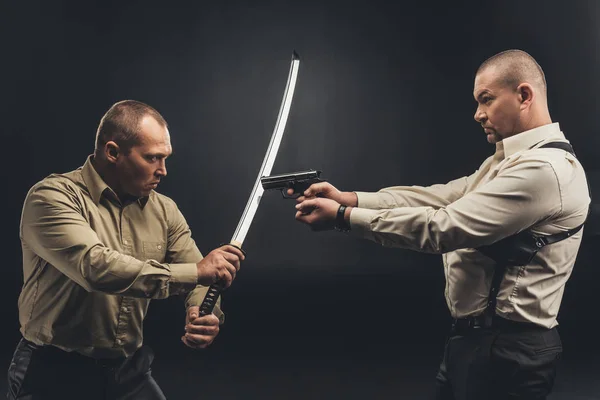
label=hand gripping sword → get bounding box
[198,52,301,316]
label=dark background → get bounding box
[2,0,600,399]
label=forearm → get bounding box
[21,181,200,299]
[348,205,470,253]
[355,176,470,210]
[83,245,198,297]
[346,162,562,252]
[30,241,199,298]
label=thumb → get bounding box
[305,182,333,197]
[304,183,322,197]
[188,306,200,320]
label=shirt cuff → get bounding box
[349,207,380,241]
[168,263,199,295]
[355,191,387,209]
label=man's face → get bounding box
[116,115,172,198]
[473,67,522,144]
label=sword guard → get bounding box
[219,241,246,256]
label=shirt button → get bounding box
[123,239,129,245]
[157,244,163,250]
[116,339,123,345]
[121,307,128,313]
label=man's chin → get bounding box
[486,132,501,144]
[130,188,152,198]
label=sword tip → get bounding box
[292,50,300,60]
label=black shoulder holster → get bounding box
[475,142,588,316]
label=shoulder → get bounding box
[521,144,586,183]
[26,167,86,202]
[502,145,588,203]
[498,152,562,195]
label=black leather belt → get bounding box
[451,314,546,335]
[22,338,125,368]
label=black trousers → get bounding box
[434,321,562,400]
[6,338,166,400]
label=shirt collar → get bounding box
[81,155,150,209]
[499,122,565,158]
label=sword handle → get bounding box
[198,240,245,316]
[199,282,223,316]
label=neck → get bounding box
[519,102,552,133]
[522,114,552,133]
[91,155,131,203]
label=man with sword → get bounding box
[6,100,244,399]
[7,51,300,399]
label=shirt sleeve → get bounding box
[355,174,472,210]
[349,159,563,253]
[164,199,225,324]
[20,179,198,299]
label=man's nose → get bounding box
[474,107,486,123]
[156,161,167,177]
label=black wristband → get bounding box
[335,204,351,232]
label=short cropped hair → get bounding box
[95,100,168,154]
[477,50,547,95]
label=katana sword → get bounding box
[199,51,301,316]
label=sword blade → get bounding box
[231,51,300,246]
[198,52,300,316]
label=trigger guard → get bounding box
[281,189,300,199]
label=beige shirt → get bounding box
[350,123,589,328]
[19,156,221,358]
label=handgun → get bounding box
[260,170,325,199]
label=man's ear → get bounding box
[105,141,120,164]
[517,83,534,110]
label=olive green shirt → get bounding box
[18,156,222,358]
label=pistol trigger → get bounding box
[282,190,299,199]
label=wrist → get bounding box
[334,204,352,232]
[341,191,358,207]
[344,206,353,223]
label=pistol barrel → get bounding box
[260,170,321,189]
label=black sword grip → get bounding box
[199,281,224,316]
[198,242,247,316]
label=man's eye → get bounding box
[482,97,492,104]
[147,156,158,162]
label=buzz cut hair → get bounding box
[476,49,547,96]
[94,100,168,155]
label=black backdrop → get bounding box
[2,1,600,398]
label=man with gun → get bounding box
[273,50,590,399]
